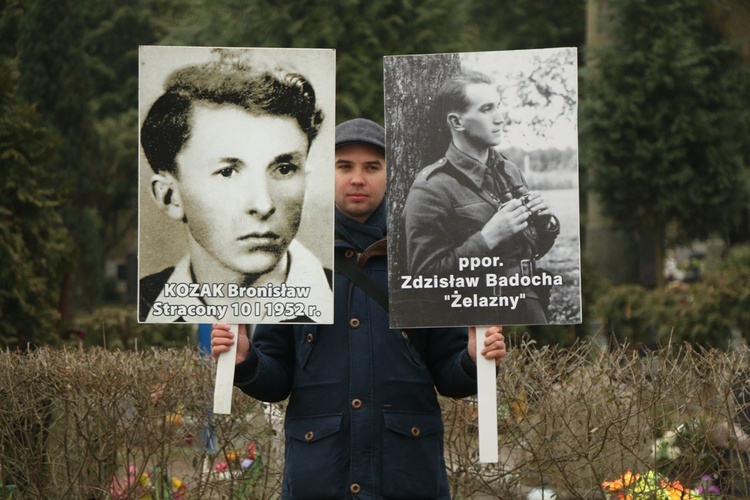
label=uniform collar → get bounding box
[445,142,503,190]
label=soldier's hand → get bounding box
[211,323,250,365]
[523,191,550,217]
[480,198,529,249]
[523,191,558,231]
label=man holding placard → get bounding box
[212,118,506,499]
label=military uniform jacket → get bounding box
[233,234,478,499]
[396,143,559,326]
[404,142,558,279]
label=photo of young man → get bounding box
[138,46,334,324]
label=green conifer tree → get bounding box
[582,0,750,287]
[0,59,73,347]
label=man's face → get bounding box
[335,143,386,223]
[172,103,307,280]
[456,83,503,148]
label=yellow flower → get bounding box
[165,413,183,426]
[138,472,152,489]
[172,476,187,496]
[623,471,637,487]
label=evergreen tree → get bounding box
[10,0,166,317]
[16,0,101,316]
[0,59,73,347]
[163,0,476,123]
[468,0,586,51]
[83,1,160,270]
[581,0,750,287]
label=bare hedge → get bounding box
[1,341,749,499]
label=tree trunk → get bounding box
[584,0,639,285]
[636,221,665,288]
[699,0,750,60]
[384,53,462,271]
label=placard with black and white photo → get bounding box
[385,48,582,328]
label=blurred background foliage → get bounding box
[1,0,749,350]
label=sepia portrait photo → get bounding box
[138,46,335,325]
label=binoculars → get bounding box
[499,187,558,231]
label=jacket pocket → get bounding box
[455,201,495,241]
[381,411,444,499]
[284,413,345,498]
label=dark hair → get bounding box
[424,71,494,159]
[432,70,494,120]
[141,57,324,174]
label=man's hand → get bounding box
[523,191,557,230]
[468,325,506,365]
[480,199,530,249]
[521,190,549,216]
[211,323,250,364]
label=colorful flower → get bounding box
[172,477,188,499]
[602,470,719,500]
[110,464,185,500]
[694,475,722,498]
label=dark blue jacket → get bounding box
[234,235,479,499]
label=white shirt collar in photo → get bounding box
[146,240,332,324]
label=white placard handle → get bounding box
[476,326,498,462]
[213,324,239,414]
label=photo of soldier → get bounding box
[385,49,581,328]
